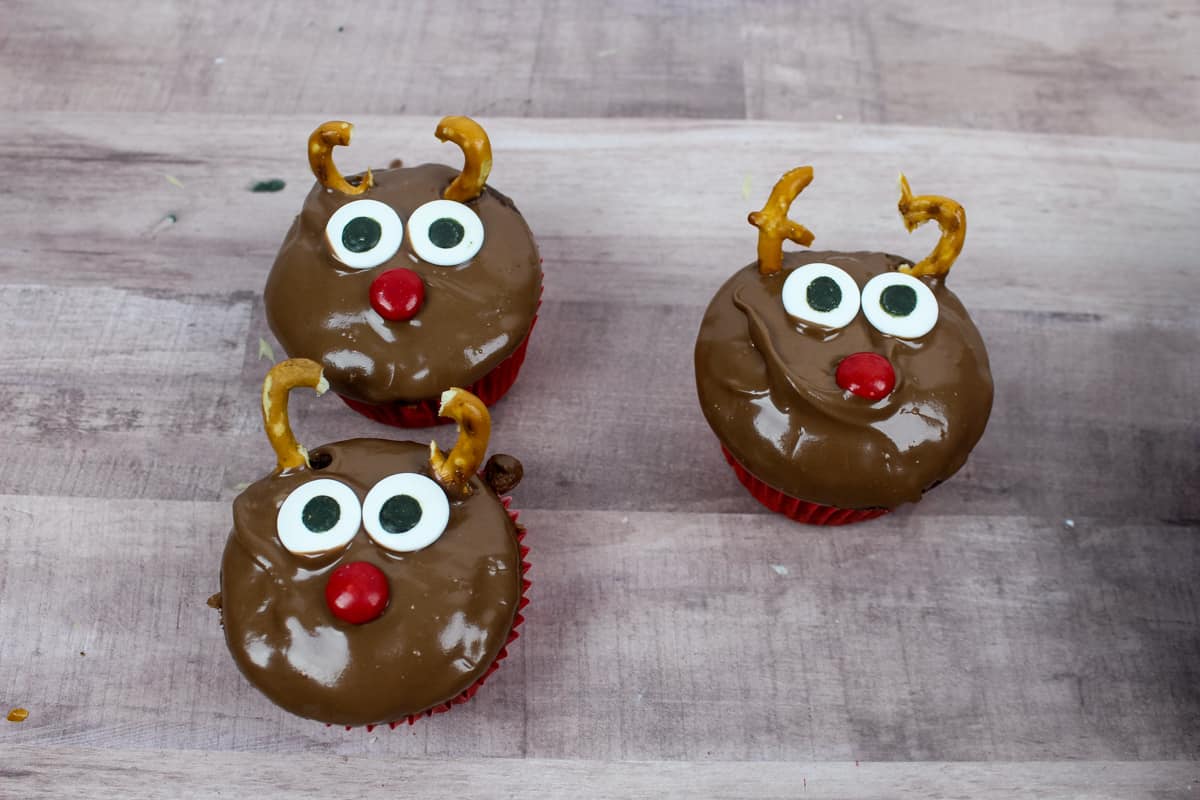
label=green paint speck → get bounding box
[250,179,287,193]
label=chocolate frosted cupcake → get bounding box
[695,167,993,524]
[217,359,529,727]
[265,117,542,427]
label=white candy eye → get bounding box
[325,199,404,269]
[407,199,484,266]
[781,262,861,329]
[276,478,362,555]
[362,473,451,553]
[861,272,939,338]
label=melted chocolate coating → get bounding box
[695,251,993,510]
[265,164,542,404]
[221,439,522,725]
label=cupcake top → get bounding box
[220,360,526,726]
[695,168,993,510]
[265,118,542,405]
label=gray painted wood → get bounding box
[4,115,1197,312]
[3,748,1199,800]
[0,119,1197,777]
[742,0,1200,139]
[0,4,1198,792]
[0,115,1196,522]
[3,1,1197,139]
[0,497,1197,762]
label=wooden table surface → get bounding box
[1,2,1197,798]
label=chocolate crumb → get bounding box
[483,454,523,494]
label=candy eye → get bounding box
[861,272,939,338]
[276,478,362,555]
[325,199,404,269]
[362,473,451,553]
[780,262,861,329]
[407,199,485,266]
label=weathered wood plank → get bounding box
[743,0,1200,139]
[0,282,1195,523]
[3,747,1198,800]
[0,0,746,120]
[1,497,1196,760]
[0,284,256,501]
[0,0,1196,785]
[3,113,1198,520]
[3,1,1197,140]
[2,114,1197,317]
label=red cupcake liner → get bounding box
[339,284,543,428]
[344,498,530,730]
[720,445,890,526]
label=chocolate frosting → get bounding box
[220,438,523,725]
[695,250,993,510]
[264,164,542,405]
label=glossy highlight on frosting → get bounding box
[220,439,524,726]
[695,250,993,511]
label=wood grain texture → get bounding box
[742,0,1200,138]
[0,114,1196,523]
[4,114,1198,312]
[0,112,1197,791]
[1,496,1197,761]
[3,748,1199,800]
[2,1,1198,139]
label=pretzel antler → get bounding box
[435,116,492,202]
[897,174,966,278]
[308,121,373,195]
[429,388,491,496]
[262,358,329,472]
[748,166,816,276]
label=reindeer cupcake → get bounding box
[217,359,529,726]
[694,167,993,524]
[264,118,542,427]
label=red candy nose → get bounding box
[836,352,896,400]
[325,561,390,624]
[369,268,425,321]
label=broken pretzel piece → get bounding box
[262,358,328,472]
[748,166,816,276]
[430,388,491,496]
[309,121,373,196]
[897,174,966,278]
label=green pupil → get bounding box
[342,216,382,253]
[302,495,340,533]
[806,276,842,312]
[880,284,918,317]
[428,217,465,249]
[380,494,423,534]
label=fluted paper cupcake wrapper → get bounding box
[339,286,543,428]
[720,445,890,526]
